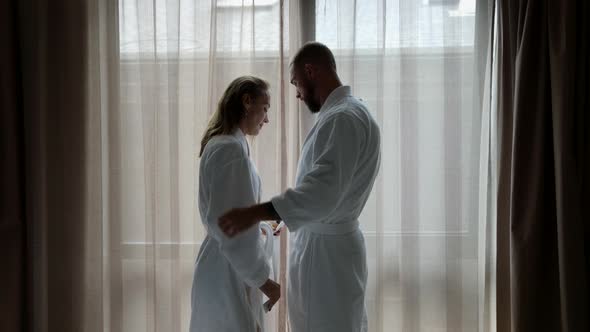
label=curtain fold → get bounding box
[474,1,498,331]
[496,0,590,331]
[1,0,27,330]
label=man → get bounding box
[219,42,381,332]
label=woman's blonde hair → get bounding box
[199,76,269,156]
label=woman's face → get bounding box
[242,92,270,136]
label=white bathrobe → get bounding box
[271,86,381,332]
[190,129,270,332]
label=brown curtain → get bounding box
[1,1,95,331]
[496,0,590,331]
[1,1,27,331]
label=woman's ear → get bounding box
[242,93,252,112]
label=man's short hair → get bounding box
[291,42,337,71]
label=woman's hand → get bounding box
[259,278,280,312]
[261,221,283,236]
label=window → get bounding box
[316,0,475,51]
[115,1,484,330]
[119,0,283,58]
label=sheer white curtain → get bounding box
[97,0,495,331]
[110,0,304,331]
[314,0,494,331]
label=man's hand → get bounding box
[259,279,280,312]
[218,207,258,237]
[219,202,282,237]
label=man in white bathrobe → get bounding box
[219,42,381,332]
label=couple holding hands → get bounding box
[190,42,381,332]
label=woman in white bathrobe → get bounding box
[190,76,280,332]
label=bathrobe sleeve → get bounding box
[204,154,270,288]
[271,112,364,231]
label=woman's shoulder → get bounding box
[201,135,247,166]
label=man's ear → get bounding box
[304,63,315,80]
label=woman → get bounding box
[190,76,280,332]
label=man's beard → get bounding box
[305,98,321,113]
[302,85,321,113]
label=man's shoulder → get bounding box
[318,98,380,141]
[323,98,371,123]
